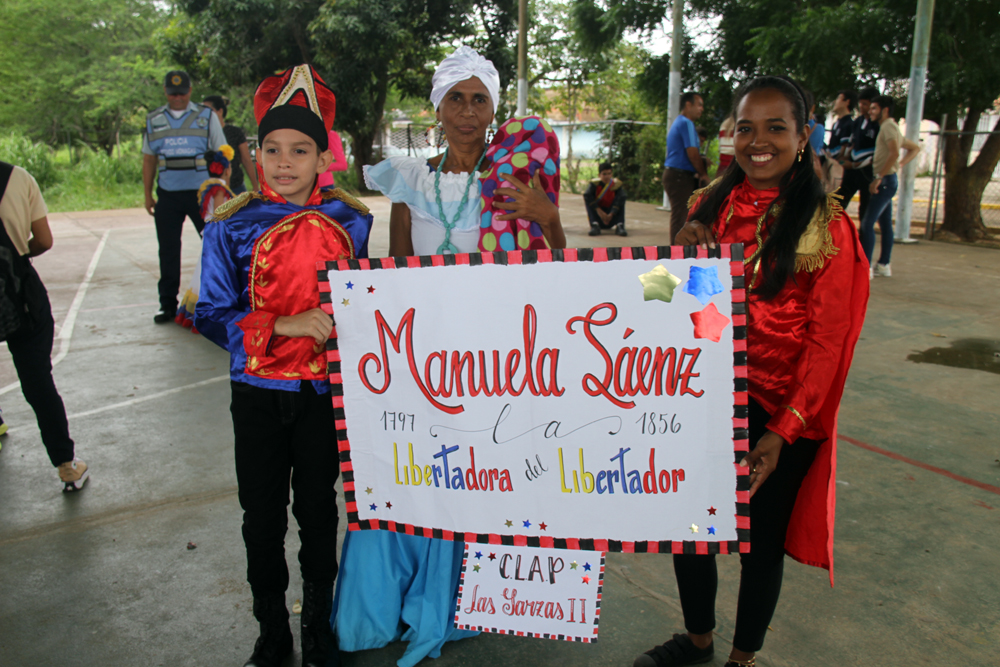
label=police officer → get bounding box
[142,70,226,323]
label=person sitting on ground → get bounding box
[0,160,88,491]
[584,161,627,236]
[634,75,869,667]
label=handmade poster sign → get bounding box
[455,543,605,642]
[319,245,749,553]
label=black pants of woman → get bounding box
[672,399,821,653]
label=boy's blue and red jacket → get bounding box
[194,179,373,393]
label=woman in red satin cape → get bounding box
[633,76,869,667]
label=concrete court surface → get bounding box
[0,195,998,667]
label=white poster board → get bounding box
[319,246,749,554]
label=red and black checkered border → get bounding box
[453,545,604,643]
[316,244,750,555]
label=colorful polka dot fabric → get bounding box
[478,116,560,252]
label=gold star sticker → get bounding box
[639,265,683,303]
[504,519,513,528]
[690,523,699,533]
[570,561,578,570]
[341,298,350,306]
[365,487,373,495]
[473,564,481,573]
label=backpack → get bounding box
[0,161,49,341]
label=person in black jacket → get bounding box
[584,162,627,237]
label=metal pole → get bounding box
[660,0,684,209]
[924,118,944,239]
[517,0,528,116]
[896,0,935,242]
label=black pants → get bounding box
[230,380,340,597]
[154,186,205,313]
[586,203,626,230]
[663,168,697,244]
[5,290,75,466]
[836,168,871,224]
[672,399,820,653]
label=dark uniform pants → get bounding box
[836,168,872,224]
[663,168,698,243]
[154,186,205,313]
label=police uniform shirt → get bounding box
[0,165,47,256]
[142,102,226,159]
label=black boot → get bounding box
[588,224,602,236]
[615,223,628,237]
[301,582,338,667]
[244,594,293,667]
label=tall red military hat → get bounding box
[254,64,335,151]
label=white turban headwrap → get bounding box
[430,46,500,115]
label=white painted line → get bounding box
[0,230,110,397]
[2,375,229,433]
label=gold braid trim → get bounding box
[687,177,724,211]
[794,192,842,273]
[322,188,370,215]
[208,191,265,223]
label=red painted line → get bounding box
[840,434,1000,496]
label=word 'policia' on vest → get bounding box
[145,104,214,191]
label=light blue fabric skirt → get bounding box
[331,530,479,667]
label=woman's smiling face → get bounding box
[733,87,809,190]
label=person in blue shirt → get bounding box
[195,64,372,667]
[662,92,708,242]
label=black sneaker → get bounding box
[616,224,628,237]
[634,633,714,667]
[589,225,601,236]
[153,309,176,324]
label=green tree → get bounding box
[573,0,1000,240]
[0,0,167,154]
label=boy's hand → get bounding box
[274,308,332,344]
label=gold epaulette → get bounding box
[687,177,724,210]
[795,192,842,273]
[322,188,370,215]
[208,191,263,222]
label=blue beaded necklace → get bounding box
[434,145,487,254]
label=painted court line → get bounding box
[840,434,1000,496]
[0,230,111,397]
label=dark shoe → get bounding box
[301,582,338,667]
[153,308,176,324]
[588,225,601,236]
[616,224,628,237]
[244,595,293,667]
[634,633,714,667]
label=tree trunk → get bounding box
[939,112,1000,240]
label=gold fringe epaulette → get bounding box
[794,192,842,273]
[687,177,724,210]
[322,188,370,215]
[208,191,263,223]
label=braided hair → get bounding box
[688,75,826,300]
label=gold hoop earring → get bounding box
[797,148,804,162]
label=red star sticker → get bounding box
[708,507,717,515]
[488,553,497,561]
[385,502,392,509]
[582,576,591,584]
[367,285,375,293]
[690,303,731,343]
[539,522,548,531]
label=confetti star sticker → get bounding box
[690,303,731,343]
[385,502,392,509]
[345,281,354,289]
[475,551,483,560]
[488,553,496,561]
[582,576,591,584]
[523,520,531,528]
[473,564,481,573]
[570,561,578,570]
[504,520,513,528]
[684,265,725,305]
[708,526,716,535]
[367,285,375,293]
[690,523,699,533]
[369,503,377,511]
[365,487,373,495]
[341,298,350,306]
[707,506,717,515]
[639,264,683,303]
[583,563,592,572]
[539,522,548,531]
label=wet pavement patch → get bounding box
[907,338,1000,375]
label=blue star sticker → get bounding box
[684,266,724,305]
[583,562,592,572]
[474,551,483,560]
[369,503,377,511]
[708,526,716,535]
[523,520,531,528]
[346,281,354,289]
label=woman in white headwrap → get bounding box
[331,47,563,667]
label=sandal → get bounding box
[724,659,756,667]
[633,633,714,667]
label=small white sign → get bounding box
[455,543,604,643]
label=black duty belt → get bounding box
[158,156,207,170]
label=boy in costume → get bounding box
[582,161,626,236]
[194,64,372,667]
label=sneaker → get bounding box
[588,225,601,237]
[153,308,176,324]
[875,263,892,277]
[615,224,628,237]
[58,459,89,492]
